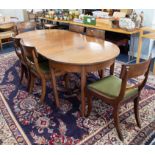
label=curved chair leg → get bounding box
[27,69,31,91]
[20,64,25,84]
[86,91,92,117]
[24,66,29,80]
[40,79,46,104]
[29,74,35,94]
[113,104,124,141]
[134,96,141,128]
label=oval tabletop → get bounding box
[16,30,120,65]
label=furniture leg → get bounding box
[81,67,86,117]
[86,90,92,117]
[40,78,46,104]
[64,73,69,89]
[98,70,104,78]
[50,67,60,108]
[20,64,24,84]
[27,70,31,92]
[113,104,123,141]
[136,30,143,63]
[134,96,141,128]
[110,62,115,75]
[24,66,29,80]
[29,74,35,94]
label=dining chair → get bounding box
[86,28,106,78]
[13,37,30,89]
[16,21,36,34]
[20,42,65,104]
[0,22,16,51]
[87,59,151,141]
[69,24,85,34]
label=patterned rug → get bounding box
[0,52,155,145]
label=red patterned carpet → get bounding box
[0,52,155,145]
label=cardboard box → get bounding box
[96,18,113,27]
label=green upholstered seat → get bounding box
[30,62,49,74]
[39,62,50,73]
[88,75,138,99]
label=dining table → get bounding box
[16,29,120,116]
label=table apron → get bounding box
[49,58,115,73]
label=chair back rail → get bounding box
[13,37,22,59]
[20,41,43,76]
[118,59,151,99]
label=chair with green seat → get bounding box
[86,28,106,78]
[13,37,30,90]
[20,41,65,104]
[87,59,151,141]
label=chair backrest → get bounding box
[69,24,85,34]
[120,59,151,79]
[86,28,105,40]
[16,21,36,34]
[13,37,22,60]
[20,41,42,76]
[118,59,151,99]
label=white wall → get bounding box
[0,9,25,21]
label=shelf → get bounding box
[142,32,155,40]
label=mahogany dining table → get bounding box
[16,29,120,116]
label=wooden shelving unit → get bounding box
[136,26,155,74]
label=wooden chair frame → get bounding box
[87,59,151,141]
[20,41,66,104]
[86,28,106,78]
[13,37,30,89]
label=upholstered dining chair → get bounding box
[13,37,30,90]
[86,28,106,78]
[20,42,65,104]
[0,22,16,51]
[69,24,85,34]
[87,59,151,141]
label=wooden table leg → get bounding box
[136,30,143,63]
[50,67,60,108]
[81,67,86,117]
